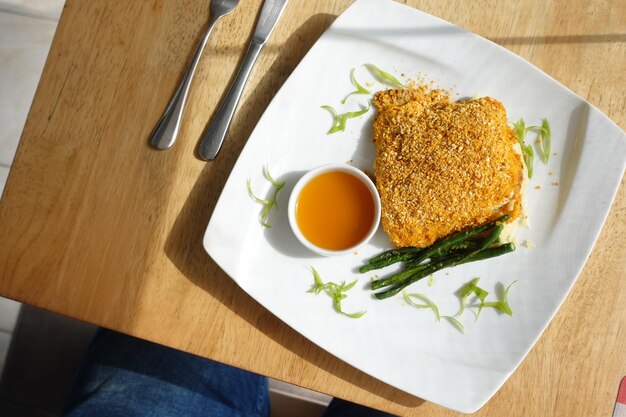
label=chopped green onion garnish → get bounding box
[310,266,324,290]
[247,179,271,205]
[455,277,488,318]
[512,118,527,142]
[321,102,371,134]
[521,143,535,179]
[479,280,517,316]
[400,278,516,332]
[458,277,488,302]
[402,291,440,321]
[538,118,551,164]
[512,118,535,178]
[442,315,465,333]
[452,296,467,319]
[320,105,339,131]
[341,68,371,104]
[263,165,283,188]
[343,102,371,119]
[364,63,405,88]
[246,166,285,228]
[307,267,366,318]
[512,117,552,176]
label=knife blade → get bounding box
[197,0,289,160]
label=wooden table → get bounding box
[1,0,624,415]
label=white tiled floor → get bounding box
[0,0,64,21]
[0,11,58,168]
[0,0,64,376]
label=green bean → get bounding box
[403,240,482,269]
[370,263,430,290]
[359,252,418,273]
[367,247,423,264]
[370,239,484,289]
[373,243,515,299]
[407,215,510,267]
[361,215,509,274]
[363,215,514,299]
[461,242,515,263]
[374,254,465,299]
[458,223,503,263]
[364,239,479,275]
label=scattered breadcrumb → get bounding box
[535,185,541,190]
[551,181,560,186]
[522,239,536,248]
[548,171,554,176]
[372,86,524,248]
[428,274,435,286]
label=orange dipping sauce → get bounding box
[295,171,376,251]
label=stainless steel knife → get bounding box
[197,0,289,160]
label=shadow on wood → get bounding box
[164,12,425,410]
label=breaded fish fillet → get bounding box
[372,86,524,248]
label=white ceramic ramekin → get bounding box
[287,163,381,256]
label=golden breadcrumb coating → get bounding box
[372,86,524,248]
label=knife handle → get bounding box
[198,40,264,160]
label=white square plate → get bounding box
[204,0,626,412]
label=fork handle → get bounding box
[150,15,221,150]
[198,40,264,160]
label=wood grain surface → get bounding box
[0,0,624,415]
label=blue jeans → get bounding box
[64,329,395,417]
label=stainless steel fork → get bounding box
[150,0,240,150]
